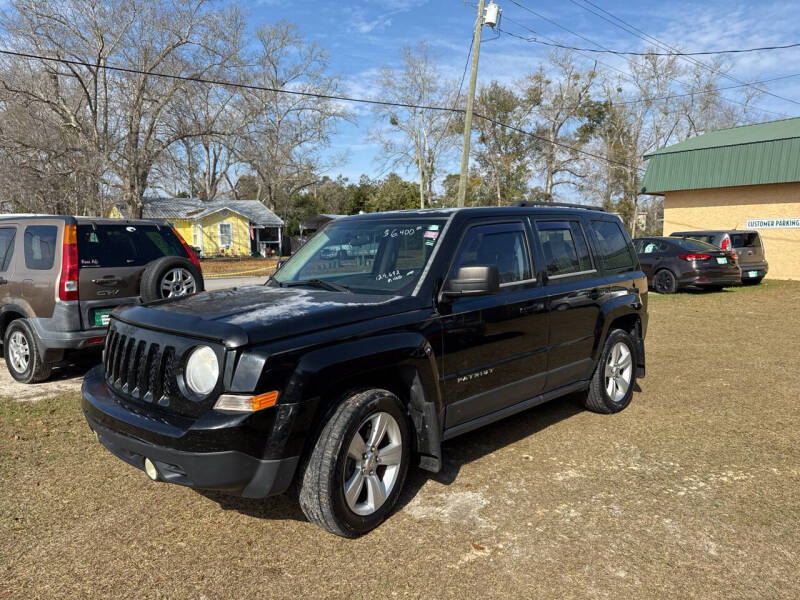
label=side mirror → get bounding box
[442,265,500,298]
[276,258,289,271]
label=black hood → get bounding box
[113,285,421,347]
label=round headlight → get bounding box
[185,346,219,396]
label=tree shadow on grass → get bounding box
[201,393,586,524]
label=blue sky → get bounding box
[243,0,800,184]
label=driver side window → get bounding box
[451,223,532,285]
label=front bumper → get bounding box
[81,366,299,498]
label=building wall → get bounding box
[663,182,800,280]
[199,210,251,256]
[169,218,194,249]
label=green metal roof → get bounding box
[641,117,800,194]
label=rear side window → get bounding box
[730,233,761,248]
[591,220,636,270]
[452,223,532,285]
[24,225,58,270]
[638,239,670,254]
[536,221,592,277]
[77,224,187,268]
[0,227,15,271]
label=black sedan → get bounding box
[633,236,741,294]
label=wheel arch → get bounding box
[285,332,444,473]
[593,298,646,377]
[0,305,31,339]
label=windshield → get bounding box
[273,218,446,295]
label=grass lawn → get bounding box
[2,281,799,598]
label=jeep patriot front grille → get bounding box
[103,322,216,417]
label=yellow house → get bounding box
[110,197,284,257]
[642,118,800,280]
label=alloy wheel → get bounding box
[343,411,403,516]
[604,341,633,402]
[7,331,30,374]
[654,271,674,294]
[160,268,197,298]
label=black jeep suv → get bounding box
[82,205,647,537]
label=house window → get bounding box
[218,222,233,248]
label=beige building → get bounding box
[642,118,800,280]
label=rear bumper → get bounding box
[739,262,768,280]
[678,265,741,287]
[81,366,299,498]
[29,320,106,350]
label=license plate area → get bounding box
[93,308,114,327]
[716,257,727,264]
[748,270,759,278]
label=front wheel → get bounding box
[583,329,637,414]
[298,389,410,537]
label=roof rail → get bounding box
[513,201,605,212]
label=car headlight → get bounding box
[185,346,219,396]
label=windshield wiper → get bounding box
[283,279,351,293]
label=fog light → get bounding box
[144,458,159,481]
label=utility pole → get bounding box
[457,1,500,207]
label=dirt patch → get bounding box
[0,356,93,403]
[200,257,278,278]
[1,281,799,599]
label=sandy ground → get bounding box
[1,280,799,599]
[0,353,97,403]
[204,276,267,291]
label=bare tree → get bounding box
[234,21,348,220]
[152,80,244,200]
[0,0,243,216]
[371,43,458,209]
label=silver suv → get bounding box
[0,216,203,383]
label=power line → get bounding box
[0,47,644,173]
[498,28,800,56]
[498,28,800,106]
[505,0,791,118]
[566,0,800,109]
[441,31,475,140]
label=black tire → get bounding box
[653,269,678,294]
[3,319,52,383]
[140,256,204,302]
[742,276,764,286]
[583,329,637,414]
[298,389,411,538]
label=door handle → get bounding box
[520,302,545,315]
[588,288,604,300]
[92,277,122,286]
